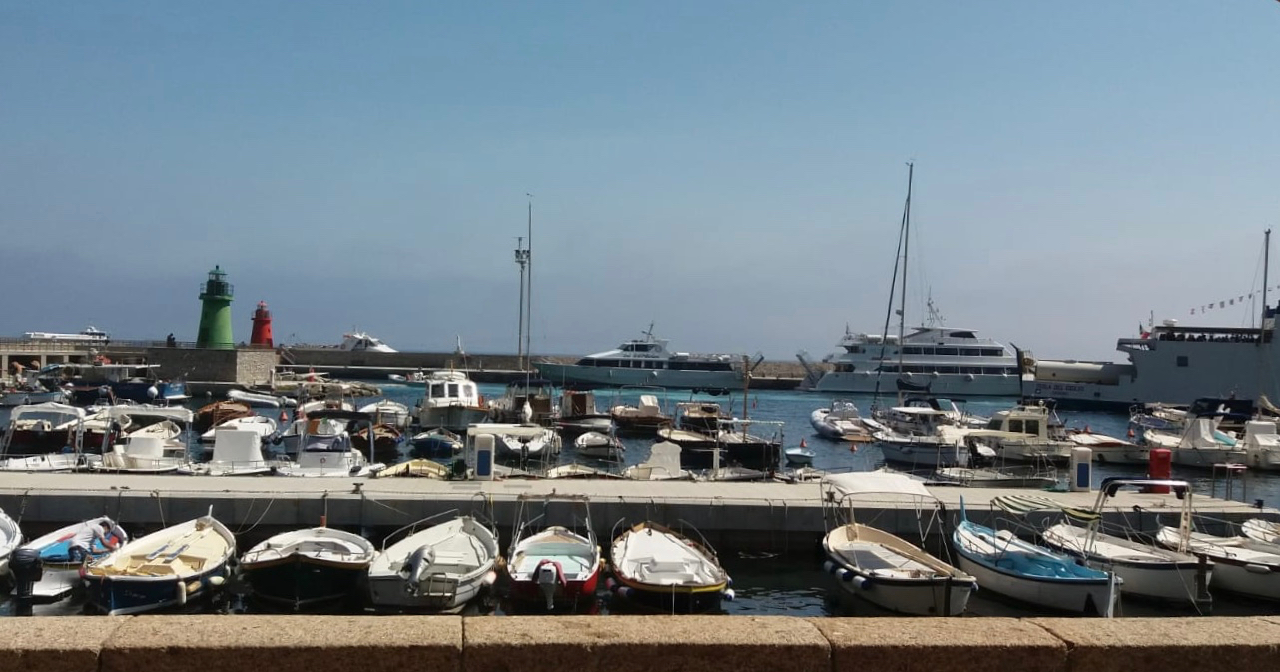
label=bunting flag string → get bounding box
[1189,286,1280,315]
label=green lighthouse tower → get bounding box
[196,265,235,349]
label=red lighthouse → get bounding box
[250,301,274,347]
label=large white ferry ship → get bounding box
[810,326,1027,396]
[535,328,744,392]
[1028,314,1280,409]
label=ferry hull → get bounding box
[813,372,1024,396]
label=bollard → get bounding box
[10,547,43,616]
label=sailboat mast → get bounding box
[1262,228,1272,345]
[871,164,913,404]
[897,162,914,379]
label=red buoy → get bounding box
[1147,448,1172,494]
[250,300,274,347]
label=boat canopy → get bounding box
[107,406,194,423]
[990,494,1099,522]
[10,402,86,420]
[822,471,932,500]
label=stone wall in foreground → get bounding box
[7,615,1280,672]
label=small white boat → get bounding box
[468,423,561,460]
[573,431,624,459]
[240,526,376,611]
[0,508,22,576]
[228,389,294,408]
[97,435,187,474]
[1037,479,1210,606]
[82,512,236,615]
[810,400,880,441]
[821,471,975,615]
[200,415,278,444]
[1242,518,1280,544]
[1243,420,1280,471]
[545,463,623,479]
[180,430,277,476]
[14,517,126,601]
[1158,524,1280,600]
[784,445,815,465]
[607,521,731,613]
[367,514,498,611]
[622,442,691,481]
[359,399,411,429]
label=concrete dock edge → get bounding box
[4,616,1280,672]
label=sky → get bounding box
[1,2,1278,362]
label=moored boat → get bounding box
[14,517,126,601]
[952,498,1119,616]
[0,507,22,577]
[607,521,731,614]
[240,526,376,612]
[821,471,975,615]
[573,431,624,459]
[82,511,235,615]
[366,513,499,612]
[1157,524,1280,600]
[504,500,602,612]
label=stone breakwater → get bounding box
[8,615,1280,672]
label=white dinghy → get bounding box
[1158,522,1280,601]
[573,431,624,459]
[367,512,499,612]
[821,471,975,616]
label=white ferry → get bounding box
[811,327,1027,396]
[1029,316,1280,409]
[535,328,744,392]
[22,326,109,343]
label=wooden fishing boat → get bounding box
[240,526,376,612]
[82,512,235,615]
[821,472,975,615]
[194,400,254,433]
[607,521,731,614]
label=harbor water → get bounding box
[1,383,1278,618]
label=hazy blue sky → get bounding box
[2,2,1278,362]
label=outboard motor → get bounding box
[398,546,434,596]
[535,561,561,611]
[10,547,44,616]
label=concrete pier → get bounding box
[0,472,1267,551]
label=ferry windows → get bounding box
[950,331,976,339]
[1177,356,1189,368]
[936,347,958,356]
[902,347,922,355]
[980,348,1004,357]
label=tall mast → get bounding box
[525,194,534,365]
[871,164,913,405]
[897,162,914,388]
[1262,228,1272,345]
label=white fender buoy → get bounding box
[722,588,735,601]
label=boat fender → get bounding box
[1246,563,1274,575]
[208,575,226,587]
[726,576,733,588]
[853,576,871,590]
[483,570,498,586]
[722,588,735,601]
[176,579,187,606]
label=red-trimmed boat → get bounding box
[503,500,602,613]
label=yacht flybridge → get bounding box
[535,326,745,393]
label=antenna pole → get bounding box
[515,236,527,368]
[525,195,533,365]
